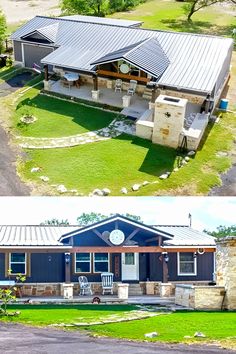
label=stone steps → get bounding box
[128,283,143,295]
[142,88,152,100]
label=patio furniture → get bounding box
[78,276,93,295]
[115,79,122,92]
[127,80,137,96]
[101,272,114,295]
[62,72,80,90]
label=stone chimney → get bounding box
[216,236,236,310]
[152,95,187,148]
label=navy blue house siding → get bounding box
[28,253,65,283]
[168,252,214,282]
[0,253,5,279]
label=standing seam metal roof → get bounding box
[11,16,233,92]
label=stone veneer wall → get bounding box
[160,89,205,105]
[175,285,225,309]
[216,236,236,310]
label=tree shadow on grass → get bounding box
[114,134,178,177]
[161,19,236,36]
[15,94,116,133]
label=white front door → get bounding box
[121,253,139,281]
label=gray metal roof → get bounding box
[92,38,170,78]
[61,15,142,27]
[154,226,216,246]
[0,224,215,248]
[0,226,78,247]
[11,15,233,92]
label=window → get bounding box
[75,253,91,273]
[124,253,135,265]
[94,253,109,273]
[178,252,197,276]
[9,253,26,275]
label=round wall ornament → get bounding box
[120,63,130,74]
[109,229,125,245]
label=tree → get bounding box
[204,225,236,238]
[61,0,107,16]
[0,9,6,53]
[0,272,25,316]
[77,212,143,226]
[40,218,70,226]
[183,0,236,22]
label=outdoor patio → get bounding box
[49,80,149,119]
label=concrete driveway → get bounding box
[0,126,30,196]
[0,323,234,354]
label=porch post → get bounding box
[162,255,169,283]
[44,64,49,81]
[93,74,98,91]
[64,253,71,283]
[151,85,157,103]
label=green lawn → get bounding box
[13,88,117,138]
[1,307,236,348]
[1,304,137,326]
[110,0,236,36]
[18,110,234,196]
[86,311,236,346]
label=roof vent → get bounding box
[163,97,180,103]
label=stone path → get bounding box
[16,119,136,149]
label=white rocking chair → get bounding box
[101,272,114,295]
[115,79,122,92]
[78,276,93,295]
[127,80,137,96]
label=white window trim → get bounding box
[9,252,27,275]
[75,253,91,274]
[177,252,197,276]
[93,253,110,273]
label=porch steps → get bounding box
[142,87,153,101]
[128,283,143,296]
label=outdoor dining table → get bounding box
[63,73,80,89]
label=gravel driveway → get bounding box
[0,126,30,195]
[0,323,234,354]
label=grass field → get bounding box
[1,304,137,326]
[13,88,116,138]
[1,307,236,348]
[17,110,234,196]
[110,0,236,36]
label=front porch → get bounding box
[46,78,150,119]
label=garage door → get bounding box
[23,44,53,70]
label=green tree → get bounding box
[40,218,70,226]
[77,212,143,225]
[0,8,7,53]
[61,0,108,16]
[0,272,25,316]
[183,0,236,22]
[204,225,236,238]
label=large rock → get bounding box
[92,189,103,196]
[144,332,158,338]
[57,185,67,193]
[132,184,140,191]
[159,172,170,180]
[102,188,111,196]
[40,176,49,182]
[120,187,128,194]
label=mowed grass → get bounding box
[18,110,234,196]
[110,0,236,35]
[86,311,236,346]
[1,304,137,326]
[13,88,116,138]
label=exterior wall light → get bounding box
[65,253,71,264]
[162,252,169,263]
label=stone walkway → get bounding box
[15,119,136,149]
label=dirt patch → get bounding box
[1,0,60,24]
